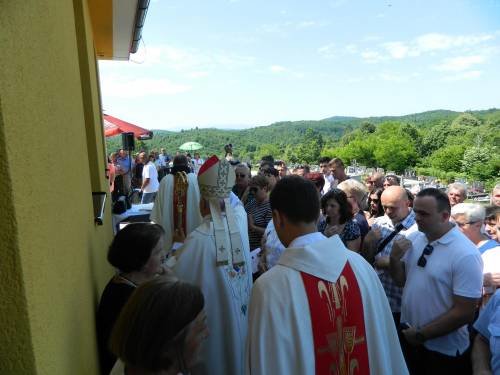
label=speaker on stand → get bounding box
[121,132,135,151]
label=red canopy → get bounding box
[103,114,153,140]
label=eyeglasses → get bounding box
[455,221,478,228]
[417,244,434,268]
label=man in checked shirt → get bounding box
[362,186,418,330]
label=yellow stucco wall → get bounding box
[0,0,114,373]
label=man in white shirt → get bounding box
[319,156,334,195]
[246,176,408,375]
[389,188,483,374]
[192,152,204,174]
[139,152,159,204]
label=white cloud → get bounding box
[434,55,486,72]
[378,72,420,83]
[100,76,191,98]
[127,44,256,73]
[318,43,336,58]
[188,71,209,79]
[345,44,358,54]
[382,42,414,59]
[415,33,494,52]
[297,21,317,29]
[442,70,482,81]
[270,65,287,73]
[358,32,496,64]
[268,65,304,78]
[361,50,383,63]
[329,0,348,8]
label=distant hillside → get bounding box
[105,108,500,163]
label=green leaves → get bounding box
[104,109,500,184]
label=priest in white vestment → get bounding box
[246,175,408,375]
[174,155,252,375]
[150,155,202,250]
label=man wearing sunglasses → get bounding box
[389,188,483,374]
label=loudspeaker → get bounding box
[122,132,135,150]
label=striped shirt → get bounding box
[373,210,417,313]
[245,199,272,250]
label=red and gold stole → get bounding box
[300,262,369,375]
[173,172,188,234]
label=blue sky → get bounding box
[98,0,500,130]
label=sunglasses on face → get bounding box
[417,244,434,267]
[371,198,380,203]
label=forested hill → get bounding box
[106,108,500,185]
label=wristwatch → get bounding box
[415,329,427,344]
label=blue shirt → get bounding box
[479,239,499,254]
[474,290,500,374]
[116,155,132,174]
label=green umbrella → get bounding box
[179,141,203,152]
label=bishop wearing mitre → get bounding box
[173,155,252,375]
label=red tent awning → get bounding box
[103,114,153,140]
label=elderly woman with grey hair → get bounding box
[337,179,370,238]
[452,203,500,301]
[451,203,498,253]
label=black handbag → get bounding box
[112,195,130,214]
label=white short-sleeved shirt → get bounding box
[142,161,159,193]
[482,246,500,294]
[401,225,483,356]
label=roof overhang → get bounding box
[88,0,150,61]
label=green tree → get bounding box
[373,136,417,173]
[255,144,280,161]
[331,137,376,166]
[461,145,500,181]
[294,128,324,164]
[427,144,465,172]
[451,113,481,128]
[360,121,376,134]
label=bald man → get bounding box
[362,186,418,327]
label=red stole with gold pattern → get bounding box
[300,262,370,374]
[173,172,188,234]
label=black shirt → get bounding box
[96,277,136,375]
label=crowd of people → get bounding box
[107,148,206,204]
[97,149,500,375]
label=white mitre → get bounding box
[198,155,245,266]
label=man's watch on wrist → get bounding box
[415,329,427,344]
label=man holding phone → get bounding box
[389,188,483,374]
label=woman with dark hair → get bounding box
[319,188,361,252]
[96,223,166,375]
[365,188,384,226]
[245,175,272,251]
[109,276,207,374]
